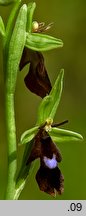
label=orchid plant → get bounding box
[0,0,83,200]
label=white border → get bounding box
[0,200,86,216]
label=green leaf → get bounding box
[5,0,21,48]
[7,4,27,94]
[0,0,17,5]
[25,32,63,51]
[37,69,64,124]
[27,2,36,33]
[15,140,34,199]
[49,127,83,143]
[14,179,26,200]
[20,126,39,145]
[0,16,5,36]
[16,135,37,199]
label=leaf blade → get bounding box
[5,0,21,48]
[7,4,27,94]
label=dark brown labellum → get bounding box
[39,131,64,196]
[26,125,64,196]
[20,48,52,98]
[36,165,64,196]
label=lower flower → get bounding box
[26,124,64,197]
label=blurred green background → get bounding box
[0,0,86,200]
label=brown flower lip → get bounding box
[32,22,54,33]
[36,164,64,197]
[26,125,64,196]
[19,48,52,98]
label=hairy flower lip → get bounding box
[36,164,64,196]
[26,125,64,196]
[19,48,52,98]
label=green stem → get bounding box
[5,92,17,199]
[4,4,27,199]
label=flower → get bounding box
[26,124,64,197]
[19,22,54,98]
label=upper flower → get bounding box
[19,2,63,98]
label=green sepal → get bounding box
[0,16,5,36]
[49,127,83,143]
[0,0,17,5]
[27,2,36,33]
[20,126,39,145]
[6,4,27,94]
[37,69,64,124]
[25,32,63,51]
